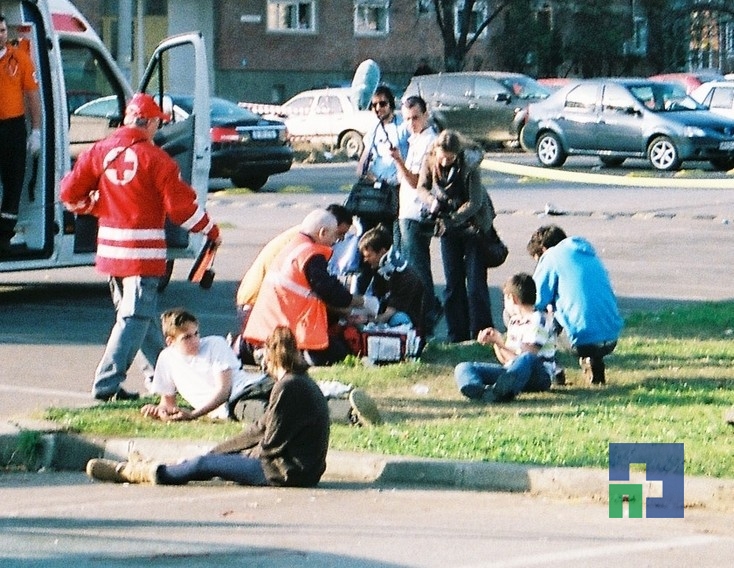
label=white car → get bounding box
[690,81,734,120]
[244,88,376,159]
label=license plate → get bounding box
[719,141,734,150]
[252,129,277,140]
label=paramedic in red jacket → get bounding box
[60,93,220,402]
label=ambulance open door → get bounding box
[137,32,211,259]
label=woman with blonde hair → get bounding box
[86,326,330,487]
[415,129,498,343]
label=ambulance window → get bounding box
[60,41,125,115]
[142,42,197,100]
[61,40,127,159]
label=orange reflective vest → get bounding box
[244,232,333,350]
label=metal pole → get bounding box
[136,0,146,85]
[117,0,133,84]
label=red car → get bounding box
[649,72,725,94]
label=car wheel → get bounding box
[599,156,625,167]
[231,174,268,191]
[647,136,681,171]
[710,157,734,171]
[340,130,364,160]
[536,132,566,167]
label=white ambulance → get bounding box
[0,0,210,276]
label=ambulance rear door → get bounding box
[137,32,211,259]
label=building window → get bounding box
[454,1,487,38]
[725,21,734,55]
[267,0,316,32]
[354,0,389,36]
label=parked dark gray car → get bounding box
[403,71,550,146]
[520,78,734,171]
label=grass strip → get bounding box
[43,302,734,478]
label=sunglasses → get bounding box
[370,100,390,110]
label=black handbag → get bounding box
[344,179,399,223]
[476,225,509,268]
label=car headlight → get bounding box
[683,126,707,137]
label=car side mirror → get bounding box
[495,93,511,103]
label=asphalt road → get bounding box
[1,159,734,566]
[2,471,733,567]
[2,159,734,417]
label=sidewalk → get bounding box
[3,418,733,512]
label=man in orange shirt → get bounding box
[0,16,41,254]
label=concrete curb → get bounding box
[2,420,733,512]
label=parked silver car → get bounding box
[520,78,734,171]
[403,71,550,146]
[690,81,734,120]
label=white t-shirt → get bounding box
[151,335,264,420]
[362,117,407,185]
[398,126,437,221]
[505,310,556,361]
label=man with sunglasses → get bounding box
[0,15,41,255]
[357,85,409,204]
[353,85,409,292]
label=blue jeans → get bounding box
[387,311,412,327]
[440,231,493,342]
[157,453,268,486]
[93,276,165,398]
[454,352,552,400]
[398,218,440,327]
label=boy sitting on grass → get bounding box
[454,273,555,403]
[141,308,268,421]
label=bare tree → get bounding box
[430,0,518,71]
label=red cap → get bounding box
[126,93,169,121]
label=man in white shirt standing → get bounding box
[390,96,440,334]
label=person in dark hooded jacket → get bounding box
[415,129,497,343]
[357,224,427,334]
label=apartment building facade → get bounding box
[73,1,734,104]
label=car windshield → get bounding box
[627,83,703,112]
[496,76,550,101]
[74,95,118,117]
[171,95,261,121]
